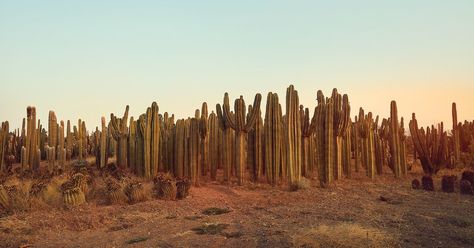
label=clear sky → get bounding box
[1,1,473,131]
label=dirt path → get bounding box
[1,169,474,248]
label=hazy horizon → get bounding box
[1,1,473,130]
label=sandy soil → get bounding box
[1,164,473,248]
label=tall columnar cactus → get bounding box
[199,103,209,177]
[331,89,351,180]
[160,112,174,173]
[45,145,56,172]
[208,112,219,180]
[264,92,283,185]
[452,102,460,162]
[315,91,334,186]
[189,117,200,185]
[98,117,108,169]
[220,92,262,185]
[25,106,39,171]
[399,117,407,175]
[58,121,66,168]
[66,120,73,160]
[48,111,58,151]
[77,119,84,160]
[150,102,160,175]
[109,105,129,169]
[173,119,186,177]
[217,101,236,183]
[248,105,263,181]
[358,108,376,179]
[343,120,352,177]
[409,113,449,175]
[352,116,360,173]
[300,106,316,177]
[0,122,9,172]
[389,101,403,178]
[285,85,302,187]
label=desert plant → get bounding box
[421,176,434,191]
[441,175,457,193]
[409,113,449,175]
[460,180,473,195]
[411,179,420,189]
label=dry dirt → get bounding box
[1,164,474,248]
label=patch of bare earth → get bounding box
[1,166,473,248]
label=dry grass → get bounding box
[292,223,396,248]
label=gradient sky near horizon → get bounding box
[1,1,473,130]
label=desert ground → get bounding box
[0,160,473,248]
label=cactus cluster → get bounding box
[0,85,470,193]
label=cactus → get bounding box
[48,111,58,151]
[208,112,219,180]
[109,105,130,169]
[45,146,56,172]
[358,109,376,179]
[58,121,66,169]
[98,117,108,169]
[248,105,264,181]
[409,113,449,175]
[0,122,8,172]
[331,90,351,180]
[199,103,209,177]
[26,106,39,170]
[315,91,334,186]
[285,85,302,187]
[189,117,200,185]
[219,92,262,185]
[300,106,316,177]
[389,101,406,178]
[150,102,160,175]
[173,119,186,177]
[66,120,73,160]
[264,92,283,185]
[452,102,460,162]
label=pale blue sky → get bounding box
[1,1,473,130]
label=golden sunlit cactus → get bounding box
[409,113,449,175]
[208,112,219,180]
[264,92,282,186]
[452,102,460,163]
[220,92,262,185]
[199,103,209,177]
[248,105,263,181]
[109,105,130,169]
[0,122,8,172]
[285,85,302,188]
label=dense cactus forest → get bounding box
[0,84,473,214]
